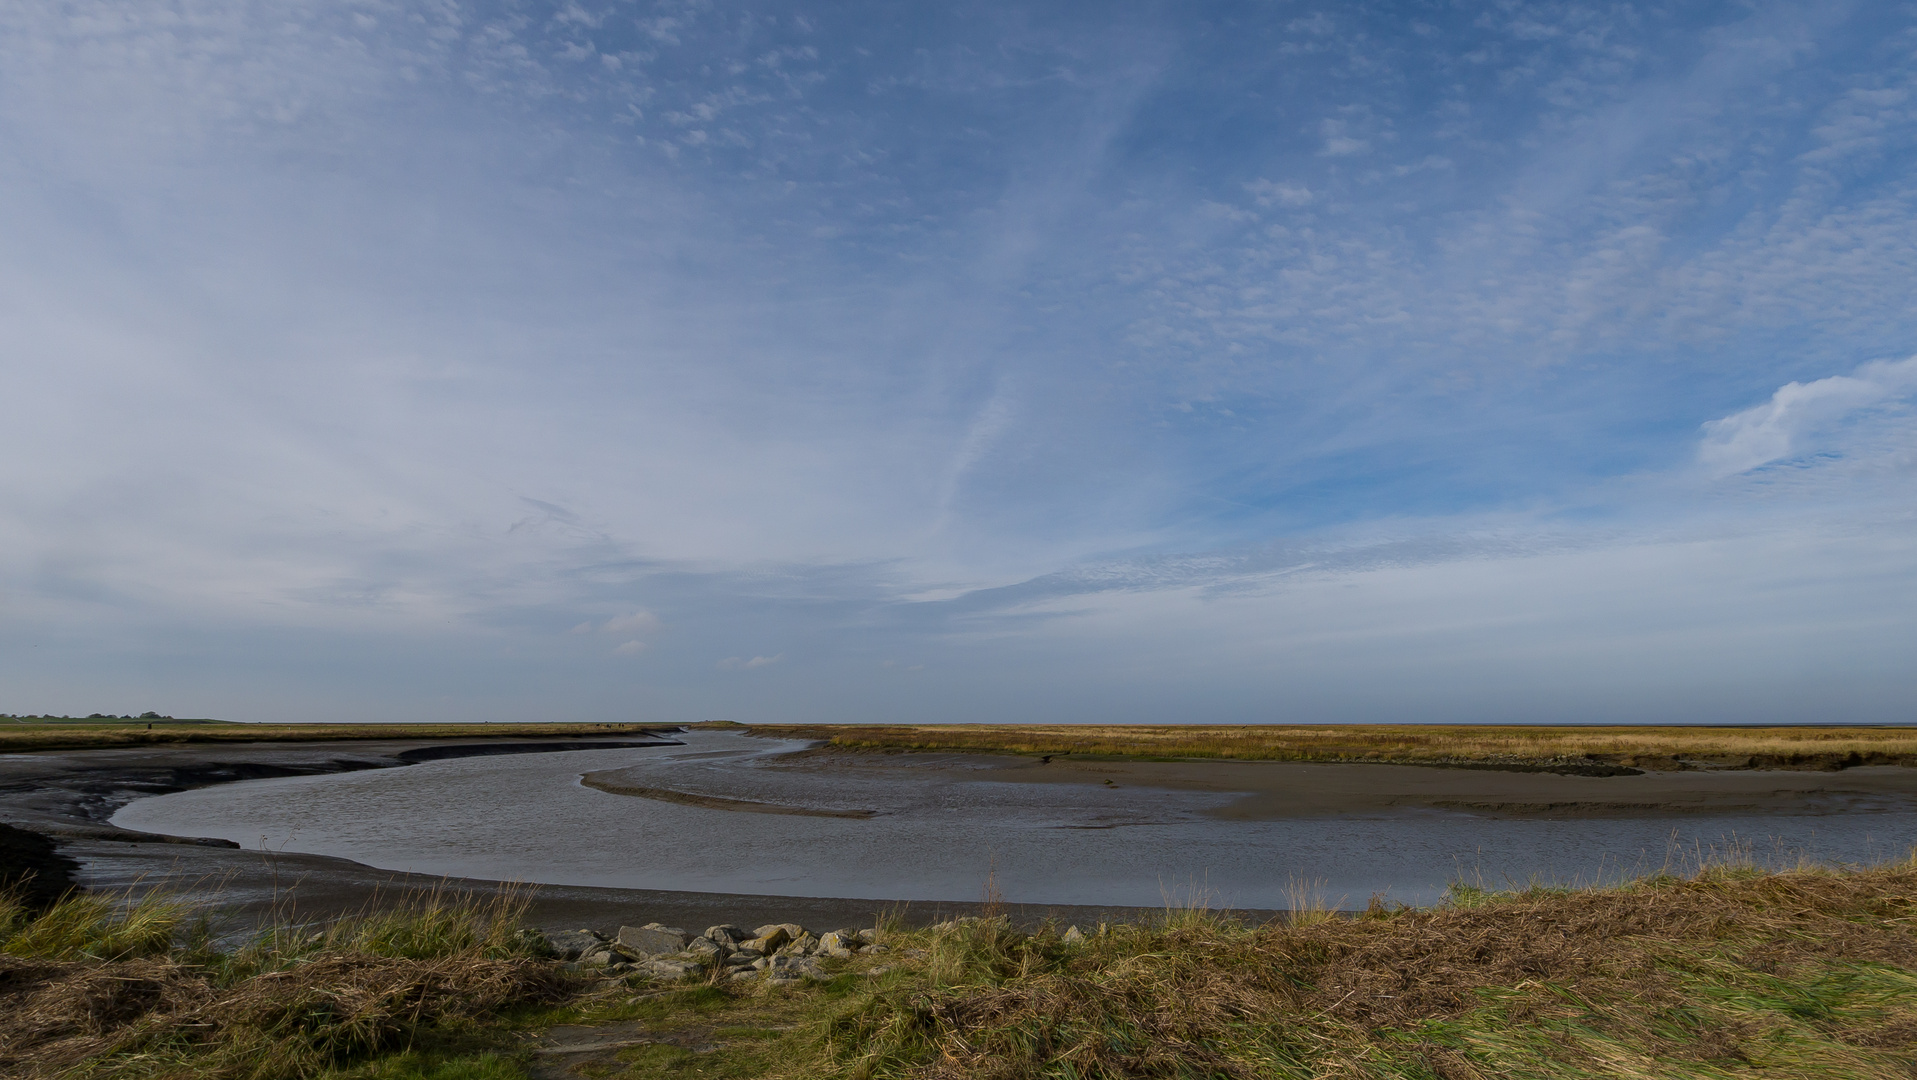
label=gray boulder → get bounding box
[543,928,607,960]
[683,935,729,961]
[579,947,621,968]
[1061,925,1086,945]
[766,954,828,983]
[704,924,748,943]
[638,958,701,981]
[617,923,692,955]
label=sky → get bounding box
[2,0,1915,725]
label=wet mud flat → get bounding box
[625,742,1917,822]
[957,753,1917,819]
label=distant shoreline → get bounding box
[750,721,1917,772]
[14,719,1917,770]
[0,719,665,754]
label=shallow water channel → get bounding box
[111,731,1917,909]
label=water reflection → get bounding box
[110,731,1917,908]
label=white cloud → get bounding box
[1245,179,1312,207]
[614,639,648,654]
[601,611,663,636]
[1699,356,1917,476]
[1319,117,1368,156]
[716,653,783,669]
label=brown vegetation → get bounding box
[758,722,1917,770]
[0,952,568,1079]
[0,887,573,1080]
[827,861,1917,1078]
[13,859,1917,1078]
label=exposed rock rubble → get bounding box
[532,919,887,986]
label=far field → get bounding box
[753,722,1917,770]
[0,719,660,753]
[11,717,1917,771]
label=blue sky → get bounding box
[3,0,1916,724]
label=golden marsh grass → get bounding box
[756,722,1917,769]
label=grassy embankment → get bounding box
[13,857,1917,1078]
[755,722,1917,770]
[1,887,570,1080]
[0,720,661,754]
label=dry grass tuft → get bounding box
[0,886,574,1080]
[0,951,570,1079]
[823,861,1917,1079]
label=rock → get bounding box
[705,924,749,944]
[639,958,700,981]
[683,935,729,961]
[728,968,760,982]
[617,923,692,956]
[766,954,827,981]
[856,928,879,945]
[510,928,557,957]
[775,922,806,941]
[723,952,758,969]
[579,948,618,968]
[780,931,819,956]
[818,931,861,958]
[1061,925,1086,945]
[544,929,607,961]
[743,926,791,953]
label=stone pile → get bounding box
[538,920,887,985]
